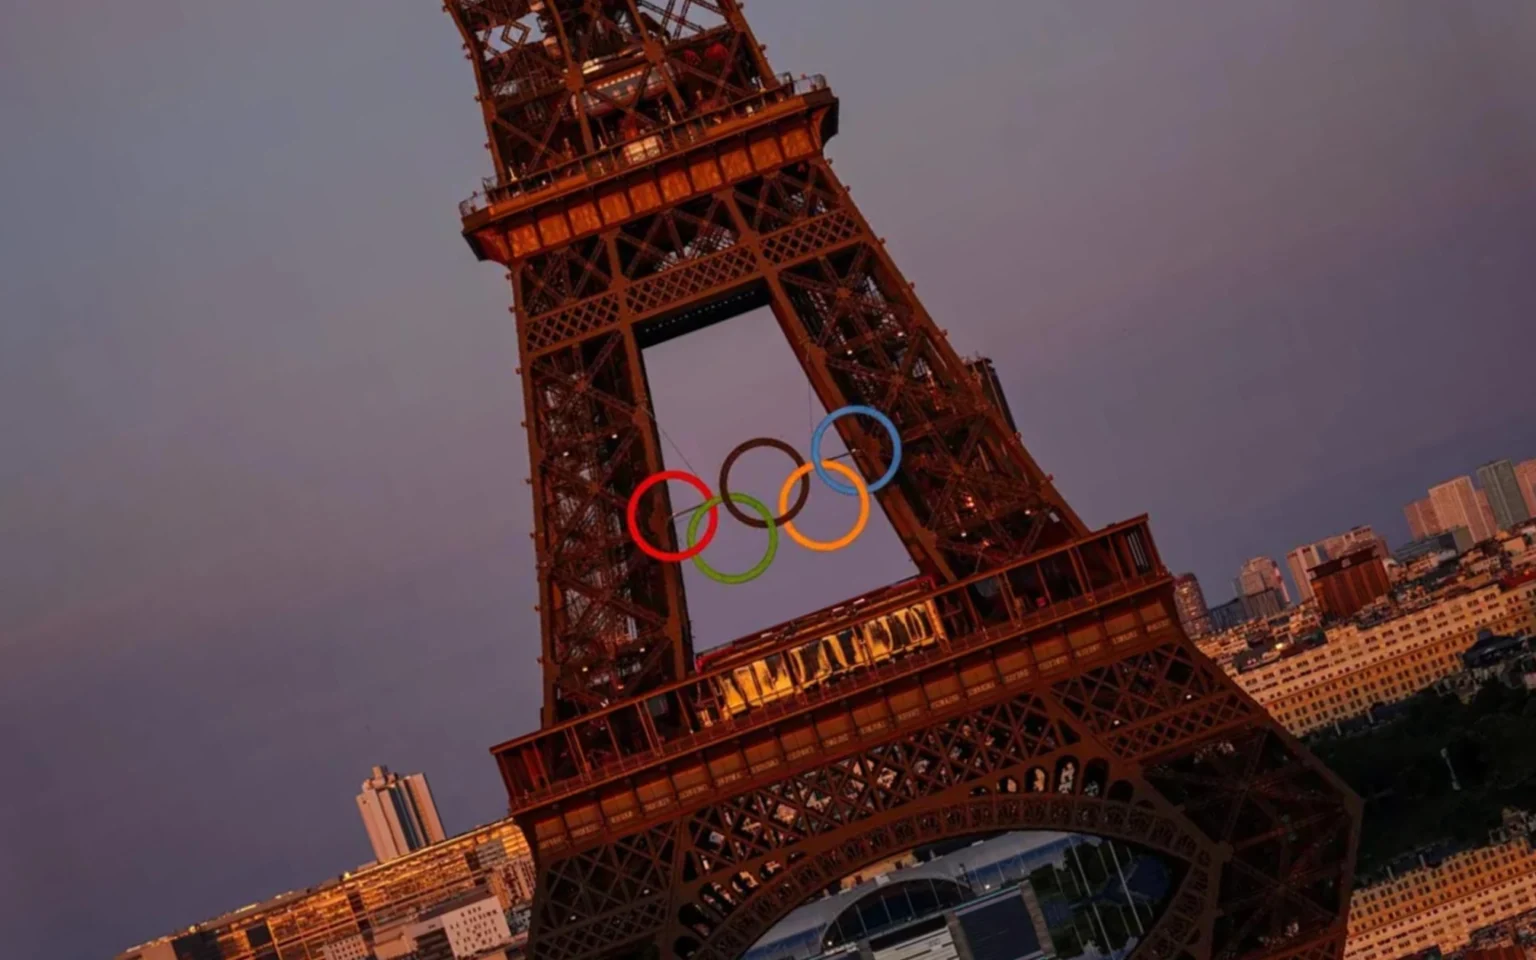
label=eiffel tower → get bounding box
[441,3,1360,959]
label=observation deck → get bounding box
[458,73,837,259]
[490,517,1187,856]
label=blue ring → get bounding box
[810,406,902,496]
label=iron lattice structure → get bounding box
[441,3,1362,959]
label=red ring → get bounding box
[626,470,718,562]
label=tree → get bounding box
[1307,684,1536,877]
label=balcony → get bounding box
[460,73,831,221]
[491,517,1171,815]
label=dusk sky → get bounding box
[3,2,1536,957]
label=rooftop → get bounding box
[119,817,526,955]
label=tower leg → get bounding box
[520,627,1358,960]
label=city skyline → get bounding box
[1479,459,1534,532]
[1147,459,1536,621]
[117,519,1536,959]
[4,2,1536,958]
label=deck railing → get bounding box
[492,517,1169,808]
[460,73,830,218]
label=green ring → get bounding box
[687,493,778,585]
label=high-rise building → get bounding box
[1241,587,1289,621]
[1208,597,1250,633]
[1404,497,1442,541]
[1393,528,1475,565]
[1309,548,1391,621]
[1286,528,1387,605]
[1476,488,1499,539]
[1516,459,1536,517]
[357,765,446,863]
[1476,460,1531,532]
[1429,476,1495,544]
[1173,573,1213,638]
[1236,556,1289,606]
[1287,543,1330,605]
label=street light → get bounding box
[1441,747,1462,792]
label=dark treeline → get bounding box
[1309,683,1536,880]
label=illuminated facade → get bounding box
[1346,839,1536,960]
[1229,575,1536,736]
[1288,543,1330,604]
[116,819,531,960]
[692,594,945,722]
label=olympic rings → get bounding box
[687,493,778,584]
[718,438,809,529]
[811,406,902,496]
[780,461,870,552]
[623,408,903,583]
[627,470,718,563]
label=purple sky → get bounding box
[3,2,1536,957]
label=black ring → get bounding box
[718,438,811,530]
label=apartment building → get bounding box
[1346,839,1536,960]
[1431,477,1496,544]
[1195,628,1256,671]
[1229,574,1536,736]
[1310,548,1392,621]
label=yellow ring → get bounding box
[778,460,870,552]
